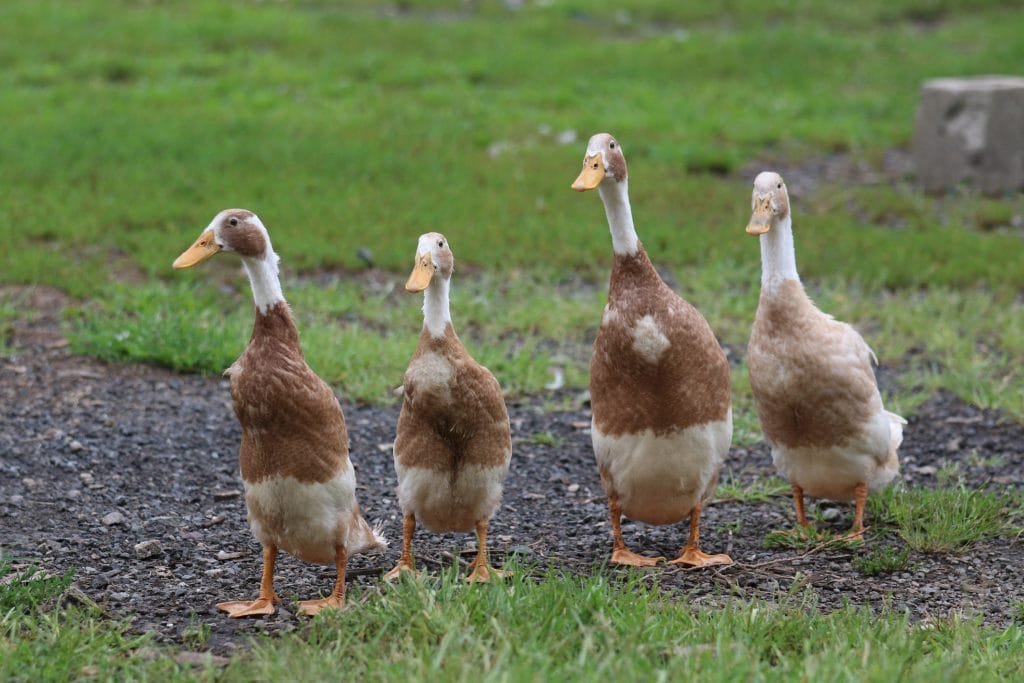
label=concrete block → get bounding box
[912,76,1024,194]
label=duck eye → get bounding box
[438,239,444,247]
[593,162,599,169]
[609,142,615,148]
[777,183,782,189]
[229,217,238,226]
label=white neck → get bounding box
[598,180,639,256]
[241,247,285,315]
[422,276,451,338]
[759,214,800,293]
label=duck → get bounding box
[571,133,733,567]
[385,233,512,582]
[173,208,385,617]
[745,172,904,538]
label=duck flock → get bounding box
[172,132,903,617]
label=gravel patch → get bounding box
[2,292,1022,653]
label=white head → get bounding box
[571,132,629,192]
[746,172,790,236]
[173,209,275,268]
[405,232,454,293]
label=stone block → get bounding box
[912,76,1024,194]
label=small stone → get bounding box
[567,483,580,494]
[10,494,24,505]
[69,440,84,452]
[820,507,841,521]
[134,539,162,559]
[212,490,241,500]
[216,550,245,561]
[110,592,131,601]
[79,472,95,485]
[102,511,127,526]
[66,489,82,500]
[204,568,225,577]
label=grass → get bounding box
[852,546,916,576]
[0,0,1021,424]
[227,567,1024,682]
[715,474,791,504]
[869,486,1019,553]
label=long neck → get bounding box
[422,276,451,338]
[241,247,285,315]
[759,214,799,293]
[598,179,639,256]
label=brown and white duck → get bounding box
[572,133,733,567]
[745,172,904,538]
[173,209,385,617]
[385,232,512,583]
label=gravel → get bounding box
[1,288,1022,653]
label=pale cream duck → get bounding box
[385,233,512,583]
[572,133,733,567]
[173,209,385,617]
[745,172,904,538]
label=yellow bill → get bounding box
[405,253,435,292]
[571,154,605,191]
[746,197,774,236]
[173,230,221,268]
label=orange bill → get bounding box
[405,253,434,292]
[746,197,774,235]
[571,154,605,191]
[173,230,221,268]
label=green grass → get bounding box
[715,474,791,504]
[223,568,1024,682]
[0,0,1021,423]
[852,546,916,577]
[869,486,1020,553]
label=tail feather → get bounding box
[886,410,906,454]
[348,515,387,556]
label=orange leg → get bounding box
[217,544,280,618]
[669,505,733,567]
[792,483,810,528]
[607,491,662,567]
[298,545,348,616]
[466,519,509,583]
[383,514,418,581]
[845,483,868,541]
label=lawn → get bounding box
[2,0,1023,679]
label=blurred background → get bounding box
[1,0,1021,429]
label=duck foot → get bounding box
[668,548,733,567]
[298,595,344,617]
[466,563,509,583]
[610,548,663,567]
[383,562,420,582]
[216,597,278,618]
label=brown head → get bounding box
[172,209,271,269]
[571,133,628,192]
[746,172,790,236]
[405,232,455,292]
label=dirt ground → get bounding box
[2,288,1022,654]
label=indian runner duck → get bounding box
[385,232,512,582]
[572,133,733,567]
[745,172,904,538]
[173,208,385,617]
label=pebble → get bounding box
[212,490,242,500]
[10,494,24,505]
[69,440,84,452]
[66,489,82,500]
[216,550,245,561]
[820,508,841,521]
[134,539,163,559]
[102,511,127,526]
[110,592,131,601]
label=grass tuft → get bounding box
[852,546,915,576]
[869,486,1014,553]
